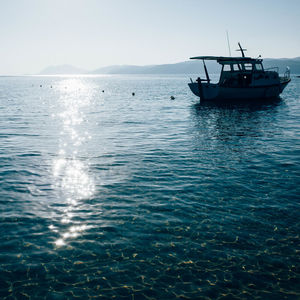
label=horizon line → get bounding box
[1,56,299,76]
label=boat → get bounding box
[188,43,291,101]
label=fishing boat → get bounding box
[188,43,291,101]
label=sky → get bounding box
[1,0,299,75]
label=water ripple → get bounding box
[0,75,299,299]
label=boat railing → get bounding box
[284,67,290,81]
[190,77,210,83]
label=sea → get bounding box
[0,74,299,299]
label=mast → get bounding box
[202,59,210,83]
[226,30,231,57]
[236,42,247,57]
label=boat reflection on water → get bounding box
[191,97,283,149]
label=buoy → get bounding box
[170,96,175,100]
[40,85,42,87]
[132,92,135,96]
[102,90,104,93]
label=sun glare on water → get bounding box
[50,79,96,247]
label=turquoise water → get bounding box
[0,75,299,299]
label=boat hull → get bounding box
[188,79,290,101]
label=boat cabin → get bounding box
[218,57,277,87]
[190,56,279,88]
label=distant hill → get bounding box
[91,58,300,75]
[39,58,300,75]
[263,57,300,73]
[91,61,221,75]
[39,64,87,75]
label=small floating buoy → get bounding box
[132,92,135,96]
[40,85,42,87]
[170,96,175,100]
[102,90,104,93]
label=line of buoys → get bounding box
[38,85,54,88]
[34,85,176,100]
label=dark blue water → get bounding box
[0,75,299,299]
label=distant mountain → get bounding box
[263,58,300,73]
[39,64,87,75]
[91,58,300,75]
[90,61,222,75]
[39,58,300,75]
[91,65,149,74]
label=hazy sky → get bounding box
[1,0,299,74]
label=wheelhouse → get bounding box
[218,58,268,87]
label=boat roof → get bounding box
[190,56,262,63]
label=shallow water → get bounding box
[0,74,299,299]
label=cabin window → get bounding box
[233,64,240,71]
[244,63,253,70]
[255,63,263,71]
[223,65,231,71]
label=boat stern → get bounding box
[188,82,200,97]
[188,81,219,100]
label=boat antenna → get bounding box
[236,42,247,57]
[226,30,232,57]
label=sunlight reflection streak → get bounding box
[51,79,96,247]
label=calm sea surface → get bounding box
[0,75,299,299]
